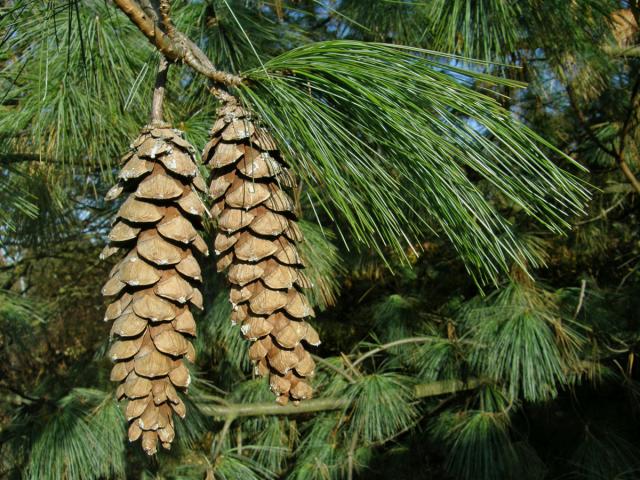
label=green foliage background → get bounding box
[1,1,640,479]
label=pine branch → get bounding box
[150,57,169,123]
[618,161,640,193]
[566,84,618,158]
[352,337,450,368]
[604,44,640,57]
[347,432,359,480]
[617,72,640,193]
[212,415,236,460]
[566,83,640,194]
[112,0,242,87]
[575,193,630,225]
[0,383,46,405]
[0,154,47,164]
[200,378,484,418]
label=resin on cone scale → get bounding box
[101,125,207,454]
[203,100,320,405]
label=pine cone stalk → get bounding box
[203,100,320,404]
[101,125,208,454]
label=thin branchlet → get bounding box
[159,0,175,38]
[150,57,169,124]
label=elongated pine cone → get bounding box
[101,125,208,454]
[203,101,321,405]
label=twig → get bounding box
[351,337,439,368]
[150,57,169,124]
[618,74,640,159]
[341,352,363,378]
[619,161,640,193]
[1,153,47,164]
[199,378,484,418]
[573,279,587,319]
[413,378,484,398]
[202,397,349,417]
[371,419,419,447]
[566,84,618,158]
[159,0,175,38]
[347,432,359,480]
[617,72,640,193]
[603,44,640,57]
[618,260,640,291]
[312,354,356,384]
[274,0,284,21]
[575,194,629,225]
[211,414,236,460]
[0,383,43,404]
[566,81,640,194]
[113,0,242,87]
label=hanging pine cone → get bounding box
[203,100,320,405]
[101,125,208,455]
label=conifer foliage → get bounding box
[203,99,320,404]
[101,124,208,454]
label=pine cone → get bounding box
[203,102,320,404]
[101,125,208,455]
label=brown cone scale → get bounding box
[203,101,320,405]
[102,125,207,455]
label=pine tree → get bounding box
[1,1,640,479]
